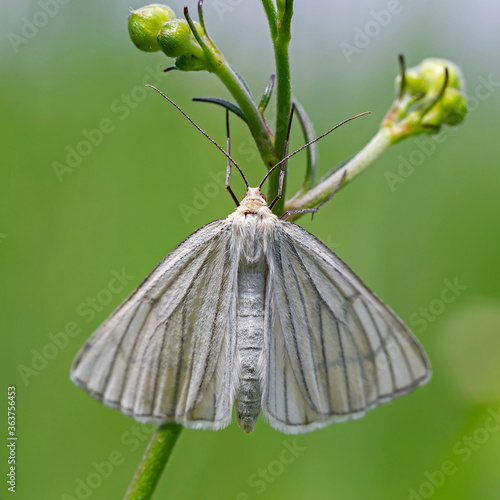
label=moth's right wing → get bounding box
[262,221,431,434]
[71,219,239,430]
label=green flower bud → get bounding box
[174,53,209,72]
[385,56,467,142]
[157,20,210,72]
[128,4,175,52]
[398,68,429,95]
[423,88,467,127]
[396,58,465,97]
[419,58,464,91]
[157,19,193,57]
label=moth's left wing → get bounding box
[71,220,238,430]
[262,222,431,434]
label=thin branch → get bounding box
[284,127,393,219]
[124,423,182,500]
[268,0,294,215]
[260,0,278,40]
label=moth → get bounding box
[71,89,430,434]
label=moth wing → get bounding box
[262,221,431,434]
[71,220,238,430]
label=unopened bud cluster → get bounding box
[128,4,210,71]
[385,58,467,142]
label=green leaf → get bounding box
[229,64,254,100]
[293,98,318,193]
[192,97,247,122]
[258,74,276,114]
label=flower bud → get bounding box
[423,87,467,127]
[398,68,428,96]
[396,59,465,96]
[419,58,464,92]
[157,20,210,71]
[386,57,467,142]
[128,4,175,52]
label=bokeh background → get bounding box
[1,1,500,499]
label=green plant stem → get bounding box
[215,61,280,169]
[184,7,279,171]
[285,127,393,219]
[260,0,277,39]
[124,423,182,500]
[267,0,294,215]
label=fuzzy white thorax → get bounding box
[227,187,278,264]
[228,187,279,220]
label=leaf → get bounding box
[293,98,318,193]
[258,74,276,114]
[192,97,247,123]
[229,64,254,98]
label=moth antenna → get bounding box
[146,84,244,179]
[225,110,249,189]
[268,104,295,208]
[225,111,243,207]
[259,111,370,189]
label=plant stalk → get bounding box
[124,423,182,500]
[285,127,393,218]
[267,0,294,215]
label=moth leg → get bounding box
[280,171,347,220]
[269,104,296,210]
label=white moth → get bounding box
[71,91,431,434]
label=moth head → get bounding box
[241,187,267,206]
[236,187,271,215]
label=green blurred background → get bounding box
[1,1,500,499]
